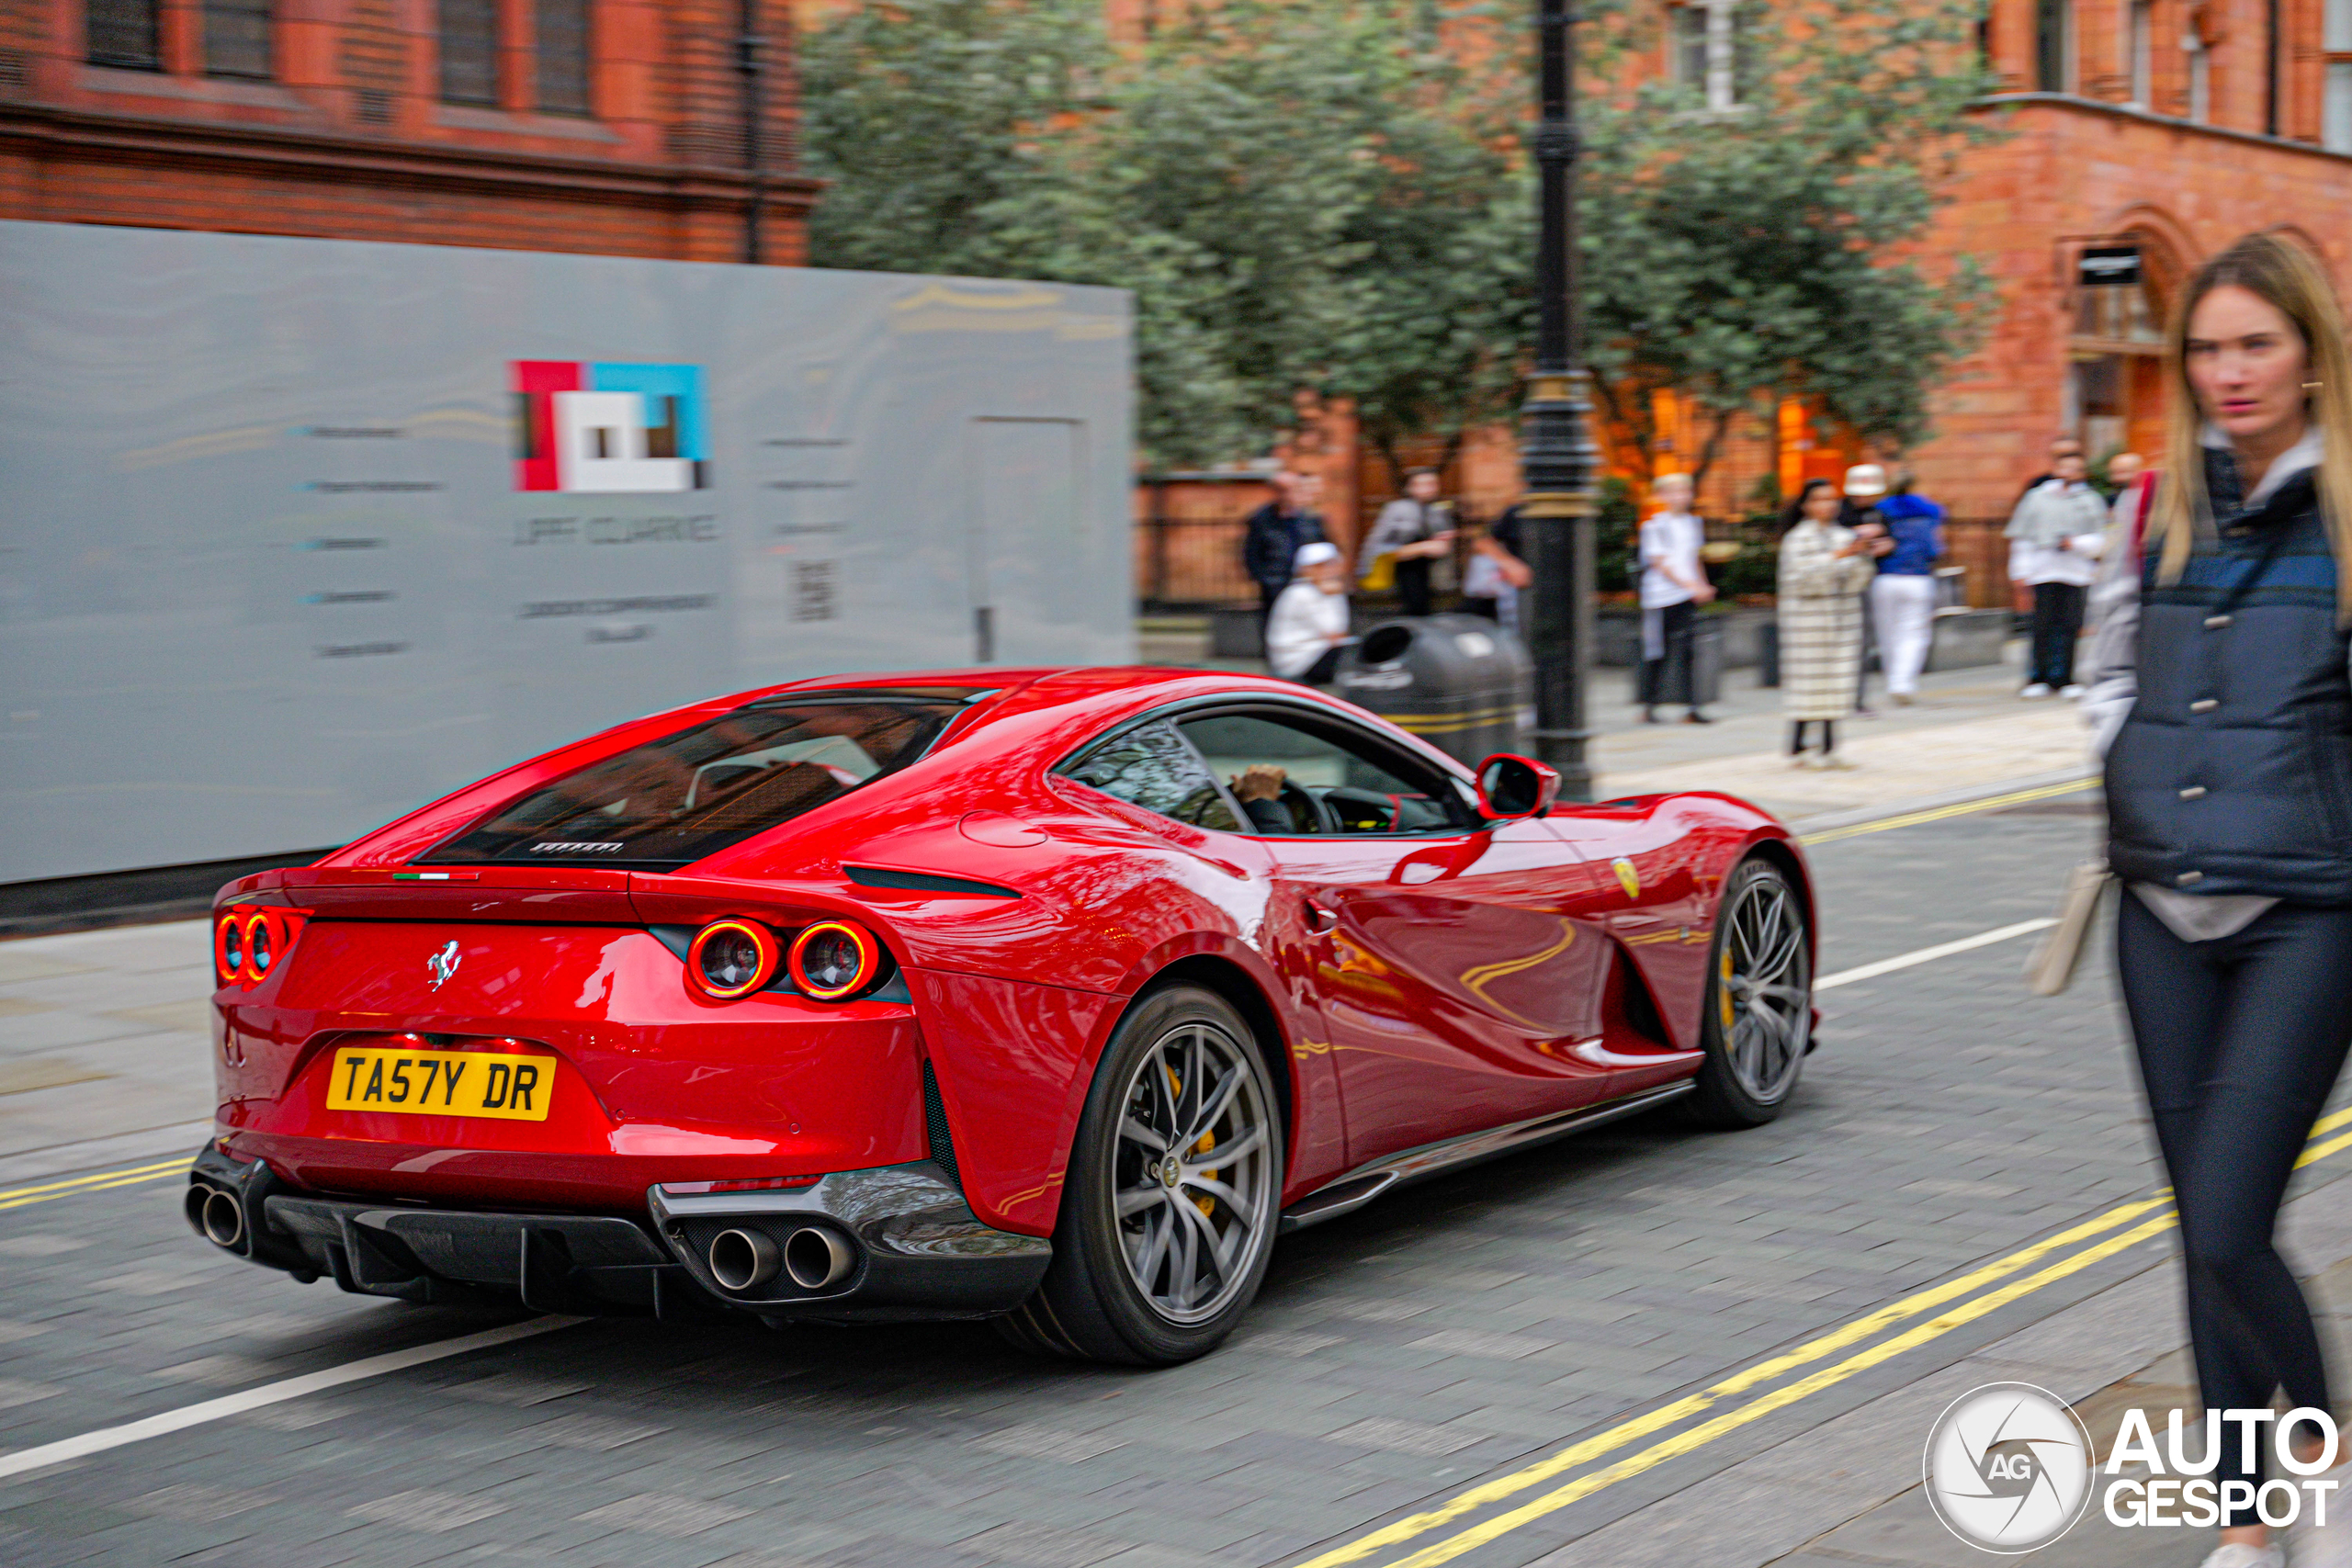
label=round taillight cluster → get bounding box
[790,921,884,1001]
[686,919,782,999]
[681,917,889,1002]
[215,908,304,987]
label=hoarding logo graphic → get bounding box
[511,361,709,492]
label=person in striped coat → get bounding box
[1777,479,1877,768]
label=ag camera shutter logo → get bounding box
[1923,1382,2095,1553]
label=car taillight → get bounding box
[214,906,310,988]
[789,919,887,1001]
[686,919,782,999]
[216,916,244,984]
[244,911,277,982]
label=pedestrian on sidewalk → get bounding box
[1776,478,1875,769]
[1869,468,1947,705]
[1264,542,1353,687]
[1637,472,1714,725]
[2083,231,2352,1568]
[1240,471,1326,626]
[1362,468,1458,617]
[1461,512,1532,633]
[2006,451,2109,697]
[1839,464,1896,716]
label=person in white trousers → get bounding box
[1865,469,1945,703]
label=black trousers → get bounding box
[2029,581,2086,688]
[1639,600,1700,709]
[1291,646,1343,687]
[1395,557,1434,617]
[2117,895,2352,1523]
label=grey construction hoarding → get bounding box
[0,220,1135,886]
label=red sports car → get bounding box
[188,668,1814,1365]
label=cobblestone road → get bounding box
[2,797,2336,1567]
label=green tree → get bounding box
[1576,0,2002,484]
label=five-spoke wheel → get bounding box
[1685,857,1814,1126]
[997,984,1282,1364]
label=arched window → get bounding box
[2068,238,2170,463]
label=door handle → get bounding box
[1304,897,1340,934]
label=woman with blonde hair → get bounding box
[2085,231,2352,1568]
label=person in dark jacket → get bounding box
[1240,472,1326,620]
[2083,232,2352,1568]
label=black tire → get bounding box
[995,984,1283,1366]
[1681,856,1814,1128]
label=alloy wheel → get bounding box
[1111,1020,1275,1325]
[1716,871,1812,1104]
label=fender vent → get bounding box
[922,1061,960,1187]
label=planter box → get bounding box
[1594,605,1774,669]
[1925,608,2009,671]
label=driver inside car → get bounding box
[1228,762,1294,834]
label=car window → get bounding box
[424,693,976,869]
[1057,721,1245,832]
[1176,711,1471,836]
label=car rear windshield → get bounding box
[421,690,985,869]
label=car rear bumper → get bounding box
[186,1145,1050,1324]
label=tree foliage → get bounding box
[800,0,1999,478]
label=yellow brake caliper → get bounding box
[1719,949,1736,1032]
[1162,1060,1219,1220]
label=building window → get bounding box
[2186,34,2211,124]
[205,0,273,79]
[1668,0,1742,111]
[2128,0,2152,107]
[2035,0,2070,92]
[536,0,593,115]
[2327,0,2352,151]
[439,0,501,106]
[86,0,161,70]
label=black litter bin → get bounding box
[1333,615,1532,768]
[1626,616,1724,707]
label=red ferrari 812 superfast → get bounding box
[189,668,1815,1364]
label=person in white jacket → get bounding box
[2006,451,2110,697]
[1264,542,1353,685]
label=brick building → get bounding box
[1261,0,2352,567]
[0,1,817,264]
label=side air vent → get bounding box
[922,1061,960,1187]
[846,866,1021,898]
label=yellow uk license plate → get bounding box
[326,1047,554,1122]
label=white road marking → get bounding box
[0,1315,582,1480]
[1815,918,2058,992]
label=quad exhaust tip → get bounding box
[706,1225,853,1293]
[185,1184,244,1249]
[783,1226,854,1291]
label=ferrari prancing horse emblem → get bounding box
[1612,858,1641,899]
[426,940,462,990]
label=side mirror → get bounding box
[1476,754,1560,820]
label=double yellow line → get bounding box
[0,1158,191,1213]
[1300,1106,2352,1568]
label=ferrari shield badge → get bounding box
[1612,858,1641,899]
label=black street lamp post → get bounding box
[1517,0,1602,802]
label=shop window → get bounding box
[439,0,500,106]
[204,0,273,79]
[86,0,161,69]
[536,0,592,115]
[1668,0,1743,111]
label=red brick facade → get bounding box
[0,1,817,264]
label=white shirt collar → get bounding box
[2199,422,2324,508]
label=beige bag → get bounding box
[2024,862,2114,996]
